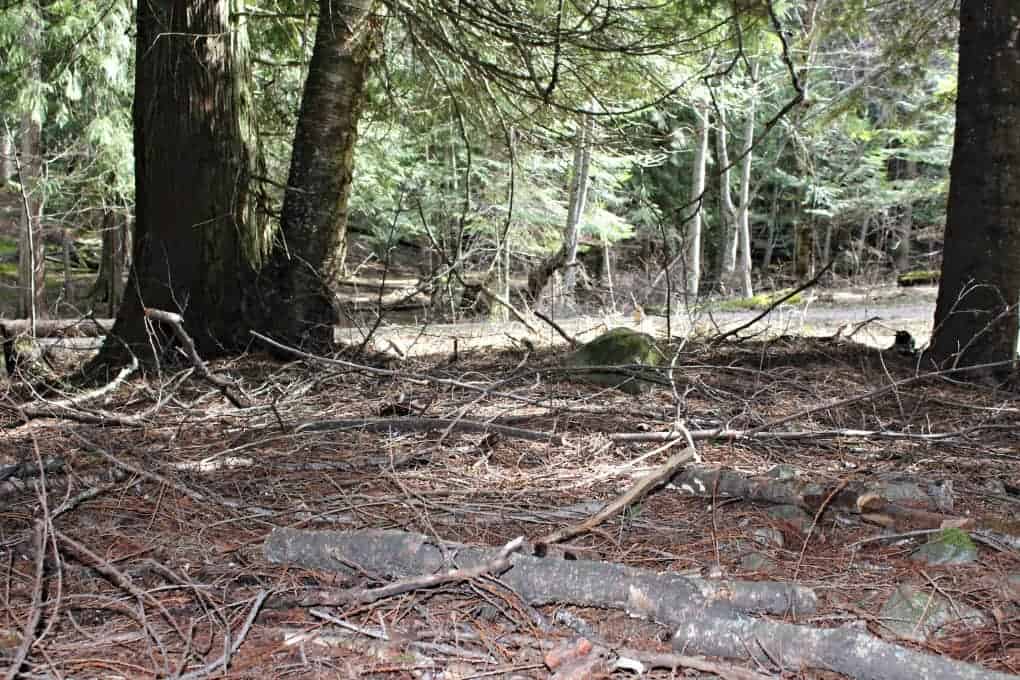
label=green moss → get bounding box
[897,269,940,287]
[937,527,975,550]
[569,327,661,394]
[716,289,803,312]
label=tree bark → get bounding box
[685,102,709,300]
[928,1,1020,375]
[17,3,45,325]
[734,64,758,299]
[97,0,264,363]
[562,110,594,294]
[255,0,377,349]
[715,105,737,280]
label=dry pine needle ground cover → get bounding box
[1,335,1019,679]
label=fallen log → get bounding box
[0,318,113,338]
[264,527,816,619]
[673,604,1016,680]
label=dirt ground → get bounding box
[2,299,1020,679]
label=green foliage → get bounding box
[714,288,803,311]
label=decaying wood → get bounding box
[264,528,817,620]
[296,416,565,445]
[0,318,114,338]
[671,465,960,530]
[673,603,1017,680]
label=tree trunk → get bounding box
[17,4,45,325]
[715,106,737,281]
[1,127,13,184]
[255,0,377,349]
[928,0,1020,374]
[734,64,758,298]
[98,0,264,363]
[93,208,128,316]
[562,110,594,294]
[685,102,709,300]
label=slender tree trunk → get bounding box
[98,0,264,362]
[563,110,594,294]
[256,0,377,349]
[734,65,758,298]
[17,4,45,325]
[716,105,737,281]
[928,0,1020,374]
[1,127,13,185]
[686,102,709,300]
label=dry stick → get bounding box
[535,444,697,547]
[54,529,189,645]
[309,537,525,607]
[4,521,46,680]
[296,416,565,445]
[532,309,578,347]
[144,308,250,408]
[711,258,835,345]
[174,590,268,680]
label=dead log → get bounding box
[0,318,113,338]
[264,527,816,620]
[673,604,1015,680]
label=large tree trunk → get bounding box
[928,0,1020,374]
[255,0,377,349]
[562,111,594,294]
[17,3,45,325]
[99,0,264,363]
[685,102,709,300]
[93,208,128,317]
[1,127,13,184]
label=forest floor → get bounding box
[3,284,1020,679]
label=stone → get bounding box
[568,327,661,394]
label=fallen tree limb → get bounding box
[0,318,114,338]
[264,528,816,619]
[535,443,696,547]
[296,416,565,445]
[672,603,1016,680]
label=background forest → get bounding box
[0,0,959,336]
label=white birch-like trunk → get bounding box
[563,110,594,293]
[734,65,758,298]
[686,102,709,300]
[716,105,737,279]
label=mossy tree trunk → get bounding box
[17,1,45,325]
[928,0,1020,375]
[255,0,378,350]
[99,0,265,362]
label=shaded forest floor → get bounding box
[2,329,1019,679]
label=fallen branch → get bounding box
[535,443,696,547]
[296,416,565,445]
[673,603,1016,680]
[145,308,249,408]
[711,259,835,345]
[264,528,816,619]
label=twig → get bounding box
[307,536,525,607]
[144,308,250,408]
[532,309,577,347]
[174,590,268,680]
[296,416,565,445]
[535,444,696,547]
[712,259,835,345]
[4,521,46,680]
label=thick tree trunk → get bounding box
[93,209,128,316]
[1,128,13,184]
[562,111,594,294]
[17,3,45,325]
[255,0,377,349]
[928,0,1020,374]
[99,0,264,363]
[685,103,709,300]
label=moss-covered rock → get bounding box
[568,327,661,394]
[896,269,940,287]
